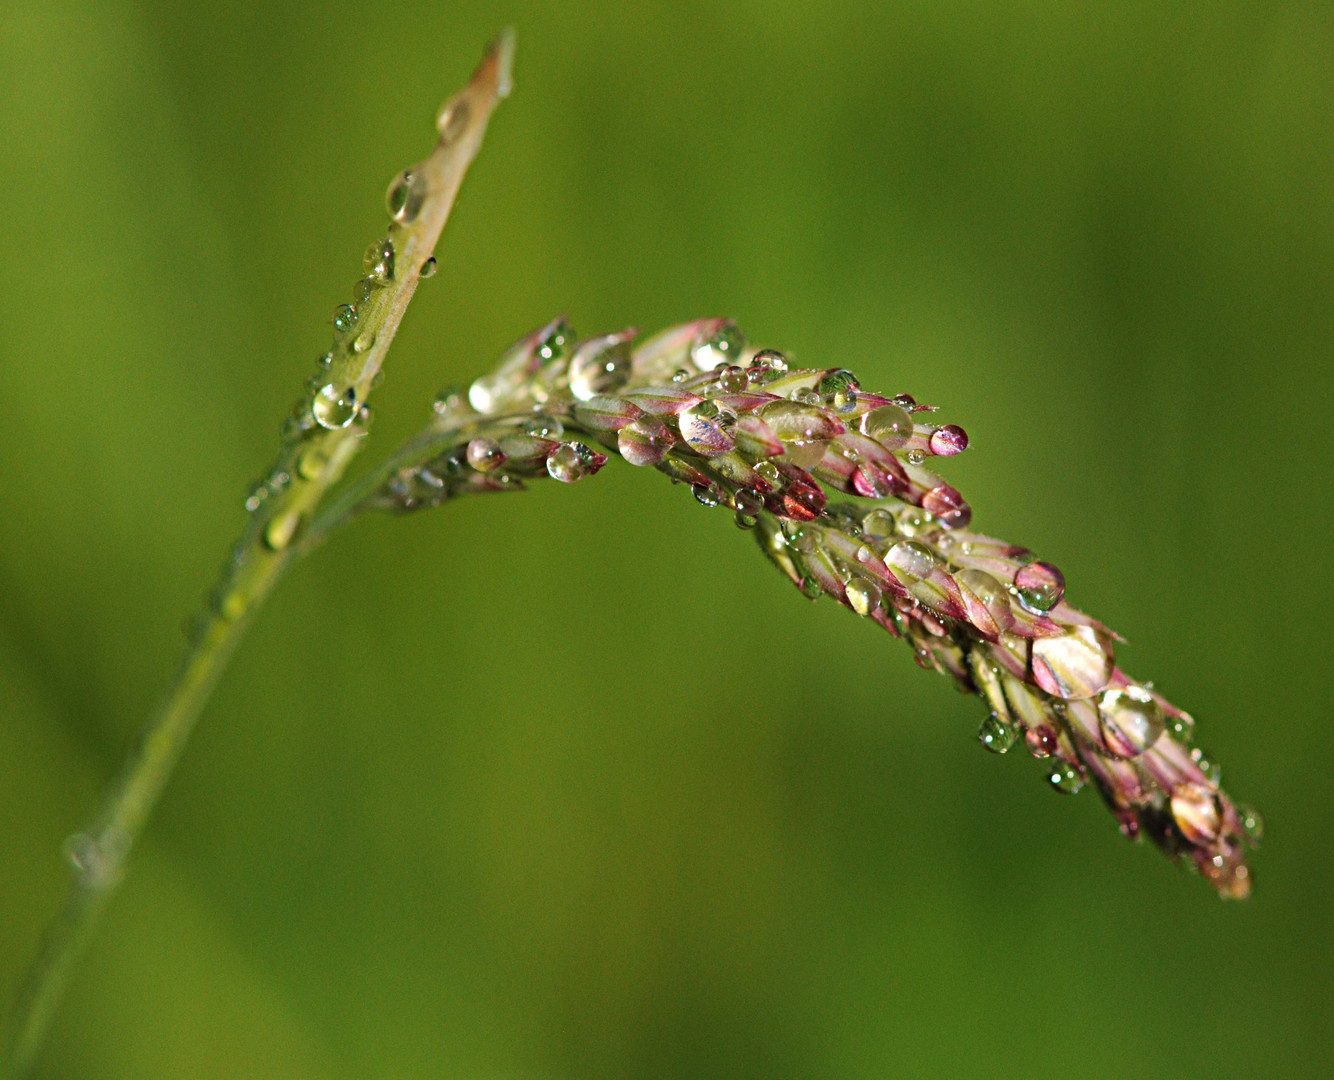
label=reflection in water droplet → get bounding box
[264,510,301,551]
[1047,761,1084,794]
[1098,685,1165,757]
[845,576,881,616]
[679,399,738,457]
[466,437,506,472]
[1171,782,1222,844]
[1168,710,1197,744]
[817,369,859,411]
[524,414,563,439]
[690,324,744,370]
[692,483,722,507]
[364,238,396,283]
[618,415,673,466]
[1238,804,1265,843]
[885,540,935,581]
[861,403,914,450]
[905,448,926,466]
[312,384,358,429]
[1030,624,1114,700]
[332,304,358,334]
[569,335,631,400]
[861,508,896,541]
[1015,560,1065,612]
[420,256,438,278]
[929,424,969,456]
[353,329,376,353]
[1025,725,1058,758]
[718,365,749,393]
[1191,747,1222,786]
[800,575,823,599]
[546,442,598,483]
[386,169,427,223]
[979,712,1017,753]
[748,349,788,380]
[753,459,782,487]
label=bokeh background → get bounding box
[2,1,1332,1077]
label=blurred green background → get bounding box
[2,1,1332,1076]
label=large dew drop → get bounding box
[386,169,428,224]
[690,324,744,371]
[678,399,737,457]
[1030,625,1114,700]
[312,384,358,429]
[546,442,598,483]
[1170,782,1222,845]
[1014,560,1065,613]
[845,576,881,616]
[979,712,1017,753]
[569,334,633,400]
[885,540,935,581]
[860,403,914,450]
[1098,685,1165,758]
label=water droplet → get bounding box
[1025,724,1059,758]
[817,369,859,411]
[671,368,690,383]
[364,238,396,282]
[735,511,758,530]
[787,526,818,553]
[244,487,267,513]
[432,385,464,415]
[790,386,821,405]
[1047,761,1085,794]
[1238,804,1265,844]
[693,483,722,507]
[1031,624,1115,700]
[922,484,969,529]
[1098,685,1165,758]
[748,349,788,380]
[353,329,376,353]
[905,448,926,466]
[1014,560,1065,613]
[753,459,782,486]
[386,169,427,223]
[1190,747,1222,786]
[524,414,564,439]
[845,576,881,616]
[860,403,914,450]
[929,424,969,456]
[861,509,896,541]
[617,415,674,466]
[264,509,302,551]
[466,437,506,472]
[1171,782,1222,844]
[800,575,823,599]
[312,384,358,429]
[956,567,1012,631]
[332,304,358,334]
[690,324,744,370]
[718,365,749,393]
[678,399,738,457]
[734,489,765,516]
[885,540,935,581]
[979,712,1017,753]
[539,319,575,362]
[420,256,438,278]
[297,446,326,481]
[568,335,631,400]
[546,441,598,483]
[1167,710,1197,744]
[896,506,931,537]
[436,96,471,141]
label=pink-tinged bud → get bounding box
[623,386,705,415]
[714,392,779,413]
[631,318,729,379]
[617,415,674,466]
[1030,625,1115,699]
[851,463,905,499]
[1171,782,1223,845]
[571,395,643,433]
[929,424,969,456]
[655,456,714,488]
[922,483,971,529]
[733,414,784,458]
[763,463,825,521]
[757,399,845,442]
[498,433,559,470]
[568,329,637,401]
[955,567,1014,638]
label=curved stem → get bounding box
[2,34,513,1078]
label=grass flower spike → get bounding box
[340,318,1262,900]
[3,31,1261,1080]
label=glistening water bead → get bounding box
[1014,560,1065,613]
[860,403,914,450]
[312,384,358,429]
[386,169,427,224]
[690,324,744,371]
[1098,685,1166,757]
[979,713,1017,753]
[546,442,596,483]
[845,576,881,616]
[332,304,358,334]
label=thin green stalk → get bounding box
[2,33,513,1078]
